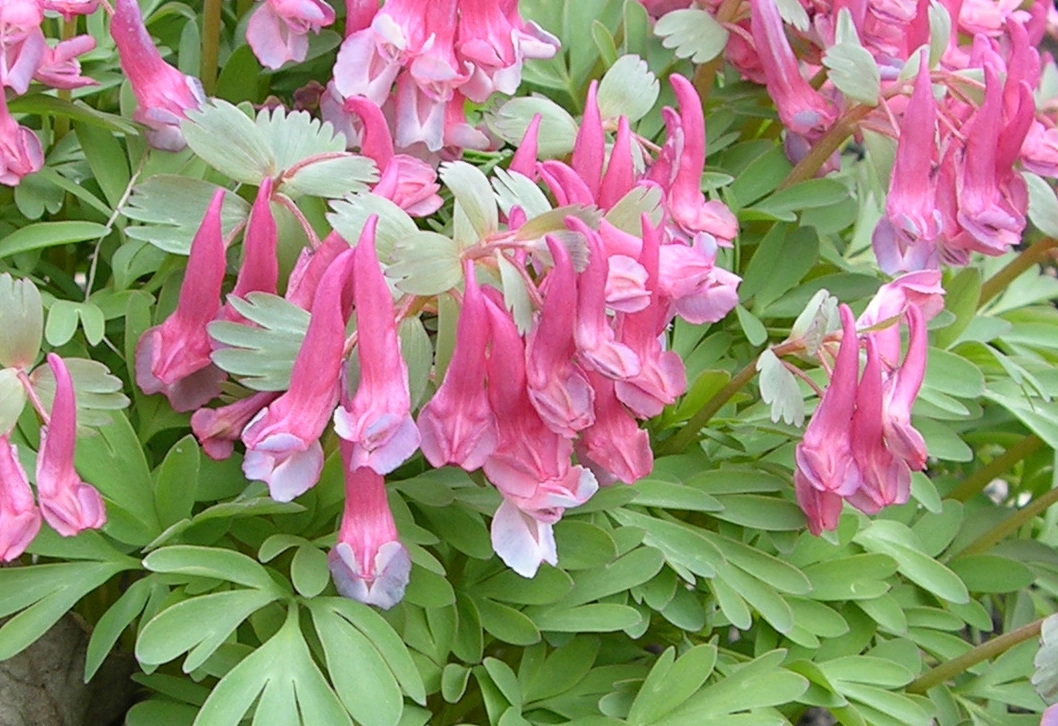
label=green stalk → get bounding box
[201,0,223,96]
[978,237,1058,308]
[957,483,1058,558]
[53,17,78,141]
[947,434,1045,502]
[906,618,1044,695]
[778,105,871,190]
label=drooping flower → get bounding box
[576,370,653,485]
[110,0,204,150]
[856,269,944,367]
[794,469,844,536]
[794,305,863,498]
[33,35,97,90]
[417,260,498,471]
[246,0,336,70]
[333,217,420,474]
[881,303,929,470]
[191,391,279,461]
[285,232,351,310]
[242,249,356,502]
[327,452,411,609]
[219,178,279,324]
[35,354,106,537]
[657,234,741,326]
[0,0,45,95]
[0,92,42,187]
[135,190,227,412]
[0,435,40,561]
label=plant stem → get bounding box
[691,0,741,107]
[906,617,1044,695]
[778,105,872,189]
[978,237,1058,307]
[53,17,78,141]
[201,0,223,96]
[957,483,1058,557]
[947,434,1045,502]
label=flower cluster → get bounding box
[136,70,742,606]
[643,0,1058,273]
[0,353,106,562]
[794,272,944,534]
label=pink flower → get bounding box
[881,303,929,470]
[598,117,636,210]
[135,190,227,412]
[524,236,595,436]
[1021,120,1058,178]
[36,354,106,537]
[750,0,837,137]
[0,435,40,561]
[242,249,356,502]
[110,0,204,150]
[327,453,411,609]
[571,81,605,200]
[191,391,279,461]
[872,54,944,275]
[333,217,420,474]
[41,0,98,20]
[0,0,45,95]
[857,270,944,366]
[509,112,541,179]
[794,469,843,536]
[0,92,42,187]
[848,338,911,514]
[576,371,653,485]
[219,178,279,324]
[417,260,498,471]
[33,35,97,90]
[657,235,741,325]
[795,305,863,498]
[285,232,350,310]
[246,0,336,70]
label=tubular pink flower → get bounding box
[598,116,636,210]
[604,253,650,314]
[615,216,687,418]
[33,35,97,90]
[191,391,279,461]
[0,435,40,561]
[882,303,929,470]
[110,0,204,150]
[577,371,652,485]
[795,305,863,498]
[333,217,420,474]
[525,235,595,437]
[857,270,944,366]
[0,0,45,95]
[36,354,106,537]
[509,113,541,178]
[344,0,377,34]
[872,53,944,275]
[242,248,356,502]
[537,160,595,206]
[285,231,350,310]
[657,235,741,325]
[456,0,519,100]
[570,218,640,381]
[750,0,837,137]
[219,178,279,324]
[42,0,98,20]
[848,338,911,514]
[571,81,604,200]
[135,190,227,412]
[417,260,498,471]
[327,453,410,609]
[246,0,335,70]
[794,469,843,536]
[0,92,42,187]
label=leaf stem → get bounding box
[947,434,1045,502]
[778,105,872,190]
[906,617,1044,695]
[53,17,77,141]
[957,481,1058,557]
[691,0,742,107]
[201,0,223,96]
[978,237,1058,307]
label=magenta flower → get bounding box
[657,235,741,325]
[417,260,498,471]
[872,54,944,274]
[0,92,42,187]
[110,0,204,150]
[615,217,687,418]
[577,371,653,485]
[219,178,279,324]
[344,0,377,34]
[191,391,279,461]
[36,354,106,537]
[333,217,420,474]
[33,35,97,90]
[881,303,929,471]
[242,249,356,502]
[135,190,227,412]
[285,232,351,310]
[508,112,541,179]
[328,452,411,609]
[41,0,98,20]
[571,218,641,381]
[794,469,843,536]
[598,116,635,210]
[750,0,836,137]
[848,338,911,514]
[571,81,605,200]
[795,305,863,498]
[0,435,40,561]
[246,0,336,70]
[524,236,595,437]
[857,270,944,367]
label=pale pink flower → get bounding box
[285,232,350,310]
[246,0,335,70]
[42,0,98,20]
[191,391,279,461]
[857,270,944,367]
[33,35,97,90]
[0,0,45,95]
[0,435,40,561]
[0,92,42,187]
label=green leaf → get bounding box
[0,368,26,435]
[442,161,499,243]
[823,43,881,104]
[948,554,1035,593]
[1025,172,1058,237]
[630,478,723,512]
[0,273,42,367]
[597,54,658,122]
[628,645,717,725]
[803,554,898,600]
[756,349,805,427]
[654,7,729,63]
[0,221,107,258]
[530,603,642,633]
[484,657,523,707]
[388,231,463,295]
[85,577,154,682]
[710,494,807,531]
[327,194,414,261]
[208,293,310,391]
[126,700,199,726]
[473,596,542,646]
[473,566,574,606]
[736,304,768,346]
[553,520,619,569]
[613,509,722,579]
[9,93,137,133]
[923,348,984,398]
[853,524,969,604]
[935,267,981,349]
[143,545,279,591]
[76,121,130,209]
[487,96,580,158]
[741,224,819,311]
[291,545,330,599]
[182,100,276,184]
[154,435,200,529]
[281,156,377,199]
[137,589,280,671]
[123,176,250,255]
[553,548,665,608]
[310,605,404,726]
[750,180,850,221]
[442,663,471,703]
